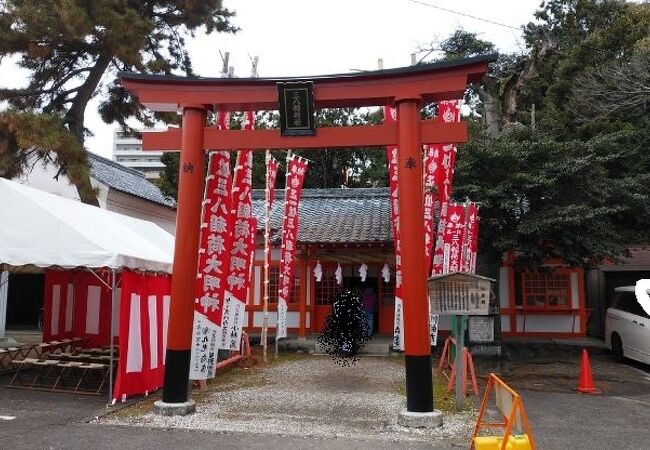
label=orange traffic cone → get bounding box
[576,349,601,394]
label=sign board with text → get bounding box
[428,272,494,316]
[278,82,315,136]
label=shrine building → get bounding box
[246,187,589,339]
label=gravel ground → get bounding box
[102,355,477,446]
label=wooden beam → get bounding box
[120,57,493,112]
[142,120,467,151]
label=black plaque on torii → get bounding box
[277,81,315,136]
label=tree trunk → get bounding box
[502,34,556,124]
[479,78,501,137]
[63,53,112,206]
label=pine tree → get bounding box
[0,0,236,204]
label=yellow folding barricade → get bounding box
[471,373,535,450]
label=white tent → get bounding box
[0,178,175,400]
[0,178,173,272]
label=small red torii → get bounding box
[119,54,493,417]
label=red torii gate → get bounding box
[120,54,493,417]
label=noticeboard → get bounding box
[428,272,494,316]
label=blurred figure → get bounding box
[362,287,377,337]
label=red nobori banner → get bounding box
[435,100,460,202]
[463,202,480,273]
[219,111,256,351]
[247,217,258,297]
[277,156,308,339]
[431,99,461,276]
[438,99,461,124]
[432,201,447,275]
[436,144,457,201]
[431,144,458,275]
[423,144,439,275]
[267,156,280,209]
[216,109,230,130]
[190,150,232,379]
[384,105,405,351]
[443,203,466,273]
[388,143,405,351]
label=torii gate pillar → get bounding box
[395,98,435,415]
[158,106,206,411]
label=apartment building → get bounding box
[112,131,165,181]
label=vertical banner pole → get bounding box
[455,314,465,411]
[262,149,271,363]
[396,98,434,413]
[0,265,8,341]
[274,319,279,358]
[456,201,471,411]
[109,268,116,404]
[162,106,206,406]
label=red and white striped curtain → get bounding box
[113,270,171,402]
[43,270,75,343]
[43,269,113,348]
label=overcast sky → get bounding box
[2,0,543,159]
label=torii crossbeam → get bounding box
[119,53,494,419]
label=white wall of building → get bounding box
[106,189,176,234]
[498,266,583,334]
[13,158,176,235]
[14,162,109,207]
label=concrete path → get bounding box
[503,349,650,449]
[1,352,650,449]
[1,423,446,449]
[524,388,650,449]
[0,378,445,449]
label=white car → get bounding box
[605,286,650,365]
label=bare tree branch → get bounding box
[571,52,650,122]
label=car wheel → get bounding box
[611,333,624,362]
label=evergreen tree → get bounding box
[418,2,650,271]
[0,0,236,204]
